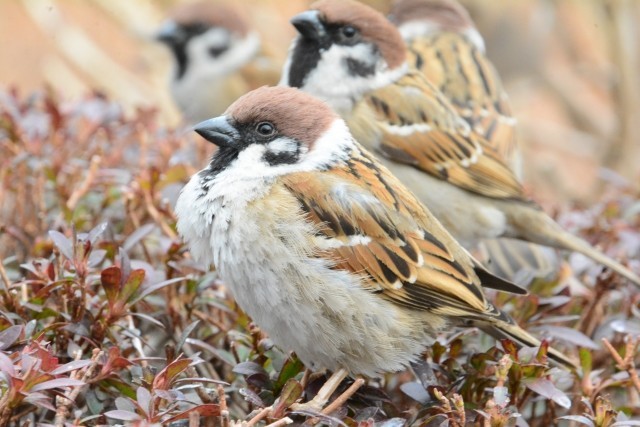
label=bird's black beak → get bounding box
[155,20,183,45]
[290,10,327,42]
[193,117,240,148]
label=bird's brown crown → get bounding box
[389,0,475,32]
[227,86,337,149]
[169,1,249,36]
[311,0,406,69]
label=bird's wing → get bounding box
[360,71,527,201]
[406,32,517,164]
[281,144,525,320]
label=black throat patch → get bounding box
[287,37,324,88]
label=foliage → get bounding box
[1,89,639,426]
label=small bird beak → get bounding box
[155,20,182,45]
[290,10,327,42]
[193,116,240,148]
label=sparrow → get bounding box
[281,0,640,287]
[156,1,280,123]
[389,0,560,283]
[389,0,520,176]
[175,86,576,400]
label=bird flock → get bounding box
[156,0,639,409]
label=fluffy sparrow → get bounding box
[175,86,575,398]
[389,0,561,283]
[156,1,280,123]
[281,0,640,287]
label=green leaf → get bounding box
[121,269,146,304]
[274,354,304,394]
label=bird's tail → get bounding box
[478,312,578,370]
[477,238,561,286]
[515,209,640,288]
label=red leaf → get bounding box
[101,266,122,305]
[152,358,191,390]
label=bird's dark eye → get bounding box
[256,122,275,136]
[208,46,228,58]
[341,25,357,38]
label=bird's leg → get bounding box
[291,368,349,413]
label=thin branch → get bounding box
[602,336,640,394]
[66,154,101,211]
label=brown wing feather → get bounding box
[405,33,518,166]
[357,71,526,201]
[282,144,505,319]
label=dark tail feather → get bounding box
[478,311,578,371]
[477,238,561,286]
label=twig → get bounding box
[66,155,101,211]
[246,406,272,427]
[54,348,102,427]
[189,410,200,427]
[602,336,640,394]
[0,257,11,294]
[218,384,230,427]
[320,378,364,415]
[265,417,293,427]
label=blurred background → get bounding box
[1,0,639,205]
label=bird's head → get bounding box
[194,86,353,180]
[156,2,260,81]
[281,0,408,113]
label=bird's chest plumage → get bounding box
[177,175,439,376]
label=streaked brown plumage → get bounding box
[284,0,640,287]
[389,0,519,173]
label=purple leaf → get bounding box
[557,416,594,426]
[0,352,15,376]
[30,378,85,392]
[49,230,74,260]
[130,277,185,305]
[539,326,598,349]
[50,359,93,375]
[176,320,200,354]
[0,325,23,350]
[123,223,156,251]
[136,387,152,417]
[104,410,142,421]
[400,382,430,404]
[88,249,107,268]
[525,378,571,408]
[88,222,109,244]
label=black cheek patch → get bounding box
[263,149,301,166]
[345,57,376,77]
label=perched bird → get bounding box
[389,0,558,283]
[389,0,519,175]
[156,1,280,123]
[176,86,574,406]
[281,0,640,287]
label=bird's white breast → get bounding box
[176,172,442,376]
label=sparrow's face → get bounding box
[194,86,350,181]
[156,3,259,81]
[389,0,484,51]
[282,0,407,111]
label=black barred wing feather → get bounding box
[406,33,518,167]
[281,145,514,320]
[362,72,527,201]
